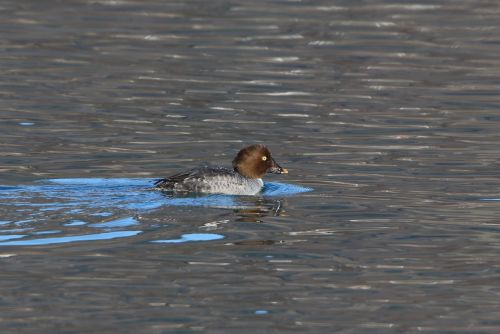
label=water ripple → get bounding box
[0,178,311,246]
[0,231,142,246]
[152,233,224,244]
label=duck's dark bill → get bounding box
[269,164,288,174]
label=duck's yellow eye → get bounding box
[262,156,267,161]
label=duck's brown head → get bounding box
[232,144,288,179]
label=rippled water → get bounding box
[2,0,500,332]
[0,178,310,245]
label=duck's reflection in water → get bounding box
[232,197,285,222]
[156,190,286,220]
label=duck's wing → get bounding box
[154,170,192,187]
[154,166,234,190]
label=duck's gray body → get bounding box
[154,166,264,195]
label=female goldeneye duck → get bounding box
[154,144,288,195]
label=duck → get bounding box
[154,144,288,195]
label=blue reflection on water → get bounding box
[0,178,312,246]
[33,230,61,235]
[90,216,138,228]
[0,231,142,246]
[0,235,26,242]
[1,178,311,211]
[64,220,87,226]
[152,233,224,244]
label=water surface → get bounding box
[0,178,310,246]
[2,0,500,333]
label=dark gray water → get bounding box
[2,0,500,332]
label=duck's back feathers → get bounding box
[154,166,232,186]
[154,166,263,195]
